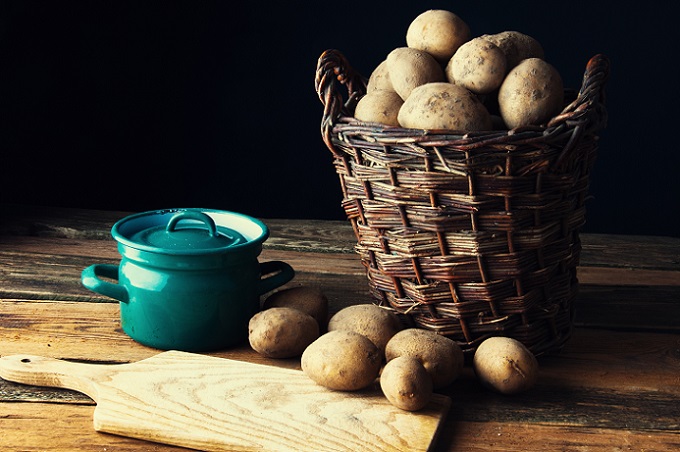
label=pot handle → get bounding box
[81,264,129,303]
[258,261,295,295]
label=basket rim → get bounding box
[316,50,610,151]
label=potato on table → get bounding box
[327,304,402,357]
[380,356,433,411]
[301,330,382,391]
[385,328,464,389]
[248,307,319,359]
[473,336,539,394]
[262,286,329,331]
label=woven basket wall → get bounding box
[315,49,609,355]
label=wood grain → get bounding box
[0,352,450,452]
[3,404,678,452]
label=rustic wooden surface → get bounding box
[0,351,449,451]
[1,204,679,451]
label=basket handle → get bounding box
[548,53,610,168]
[315,49,367,155]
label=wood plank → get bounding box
[3,234,680,287]
[0,235,365,275]
[3,204,680,272]
[436,421,680,452]
[579,233,680,271]
[574,284,680,332]
[2,241,679,331]
[0,204,359,254]
[3,403,680,452]
[0,402,190,451]
[2,297,678,393]
[0,204,124,240]
[577,266,680,286]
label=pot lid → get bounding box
[112,209,268,255]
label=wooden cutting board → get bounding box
[0,351,450,451]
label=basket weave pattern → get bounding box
[316,50,609,355]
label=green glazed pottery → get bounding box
[81,208,294,351]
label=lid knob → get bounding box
[166,211,217,237]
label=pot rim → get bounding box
[111,208,269,256]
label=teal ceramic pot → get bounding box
[81,208,294,351]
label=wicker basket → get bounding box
[315,49,609,356]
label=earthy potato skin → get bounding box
[473,336,539,395]
[262,286,329,331]
[386,47,445,101]
[385,328,464,389]
[366,60,394,93]
[301,330,382,391]
[327,304,402,357]
[498,57,564,128]
[398,82,492,132]
[406,9,470,62]
[446,37,507,95]
[481,31,544,70]
[248,307,319,359]
[354,90,404,127]
[380,356,433,411]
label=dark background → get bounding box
[2,1,678,237]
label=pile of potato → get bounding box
[354,9,564,131]
[248,285,540,411]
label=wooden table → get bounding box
[1,204,679,451]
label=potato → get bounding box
[446,37,507,95]
[366,60,393,93]
[385,328,464,389]
[354,90,404,127]
[301,330,382,391]
[262,286,329,331]
[406,9,470,62]
[380,356,433,411]
[386,47,445,101]
[397,82,492,132]
[327,304,402,357]
[481,31,544,70]
[473,336,539,395]
[248,307,319,359]
[498,57,564,128]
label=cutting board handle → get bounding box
[0,354,110,401]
